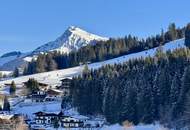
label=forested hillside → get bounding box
[22,23,190,129]
[71,48,190,128]
[24,23,185,75]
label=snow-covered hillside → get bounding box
[0,51,23,67]
[101,124,168,130]
[33,26,108,54]
[0,52,30,71]
[0,55,18,67]
[0,38,185,87]
[0,71,12,76]
[0,26,108,71]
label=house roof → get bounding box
[34,111,57,116]
[47,89,62,95]
[61,78,72,81]
[33,111,88,124]
[23,81,48,87]
[57,111,64,116]
[38,82,48,87]
[31,94,46,99]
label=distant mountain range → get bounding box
[0,51,22,58]
[0,26,108,71]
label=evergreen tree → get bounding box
[46,54,57,71]
[53,118,59,130]
[183,91,190,129]
[166,23,177,41]
[3,96,10,111]
[176,66,190,118]
[120,85,137,124]
[35,54,47,73]
[155,46,166,59]
[169,71,181,108]
[70,48,190,126]
[185,23,190,48]
[25,78,40,93]
[24,59,36,75]
[10,81,16,94]
[13,67,19,77]
[82,64,89,75]
[61,96,71,109]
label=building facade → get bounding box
[57,78,72,97]
[34,111,84,128]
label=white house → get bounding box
[34,111,57,124]
[33,111,84,128]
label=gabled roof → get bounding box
[61,77,72,81]
[47,89,62,95]
[58,111,64,117]
[34,111,57,116]
[31,94,46,99]
[33,111,45,115]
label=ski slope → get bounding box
[0,38,185,87]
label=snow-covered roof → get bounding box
[0,113,14,120]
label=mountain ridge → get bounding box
[0,26,108,71]
[0,51,22,58]
[32,26,108,54]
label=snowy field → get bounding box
[8,99,169,130]
[0,71,12,76]
[0,65,83,87]
[101,124,168,130]
[0,38,185,88]
[31,124,167,130]
[0,84,24,95]
[12,101,61,118]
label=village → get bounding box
[0,77,106,130]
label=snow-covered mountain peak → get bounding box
[65,26,108,40]
[33,26,108,54]
[0,26,108,71]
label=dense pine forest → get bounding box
[24,23,185,75]
[69,24,190,128]
[23,23,190,129]
[70,48,190,128]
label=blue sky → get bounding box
[0,0,190,56]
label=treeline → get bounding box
[70,48,190,128]
[24,23,185,75]
[24,53,57,75]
